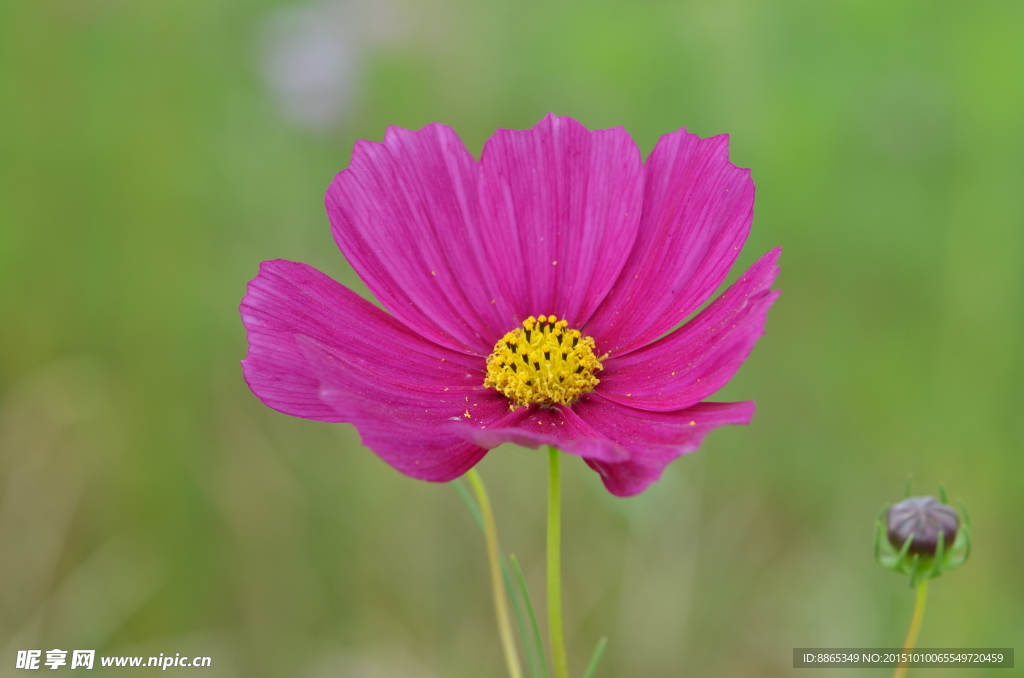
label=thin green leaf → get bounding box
[510,554,550,678]
[581,636,608,678]
[453,479,485,534]
[454,480,536,677]
[502,556,541,678]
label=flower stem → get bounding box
[547,447,570,678]
[892,580,928,678]
[466,468,523,678]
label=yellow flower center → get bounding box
[484,315,606,410]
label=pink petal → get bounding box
[302,338,511,482]
[475,114,645,328]
[575,396,756,497]
[585,129,755,356]
[456,394,754,496]
[321,400,489,481]
[241,259,509,481]
[598,249,780,411]
[456,403,628,465]
[326,123,505,355]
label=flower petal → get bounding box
[326,123,504,355]
[598,249,780,411]
[240,259,508,481]
[585,130,755,356]
[319,400,489,481]
[302,338,512,482]
[456,403,629,465]
[575,396,756,497]
[475,114,644,328]
[455,394,754,496]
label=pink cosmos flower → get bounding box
[241,114,779,496]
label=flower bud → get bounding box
[887,496,959,556]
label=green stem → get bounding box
[466,468,523,678]
[892,579,928,678]
[547,447,570,678]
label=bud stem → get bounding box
[892,579,928,678]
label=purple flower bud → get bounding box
[887,496,959,556]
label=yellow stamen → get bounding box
[484,316,605,410]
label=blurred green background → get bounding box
[1,0,1022,676]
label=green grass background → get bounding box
[1,0,1022,675]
